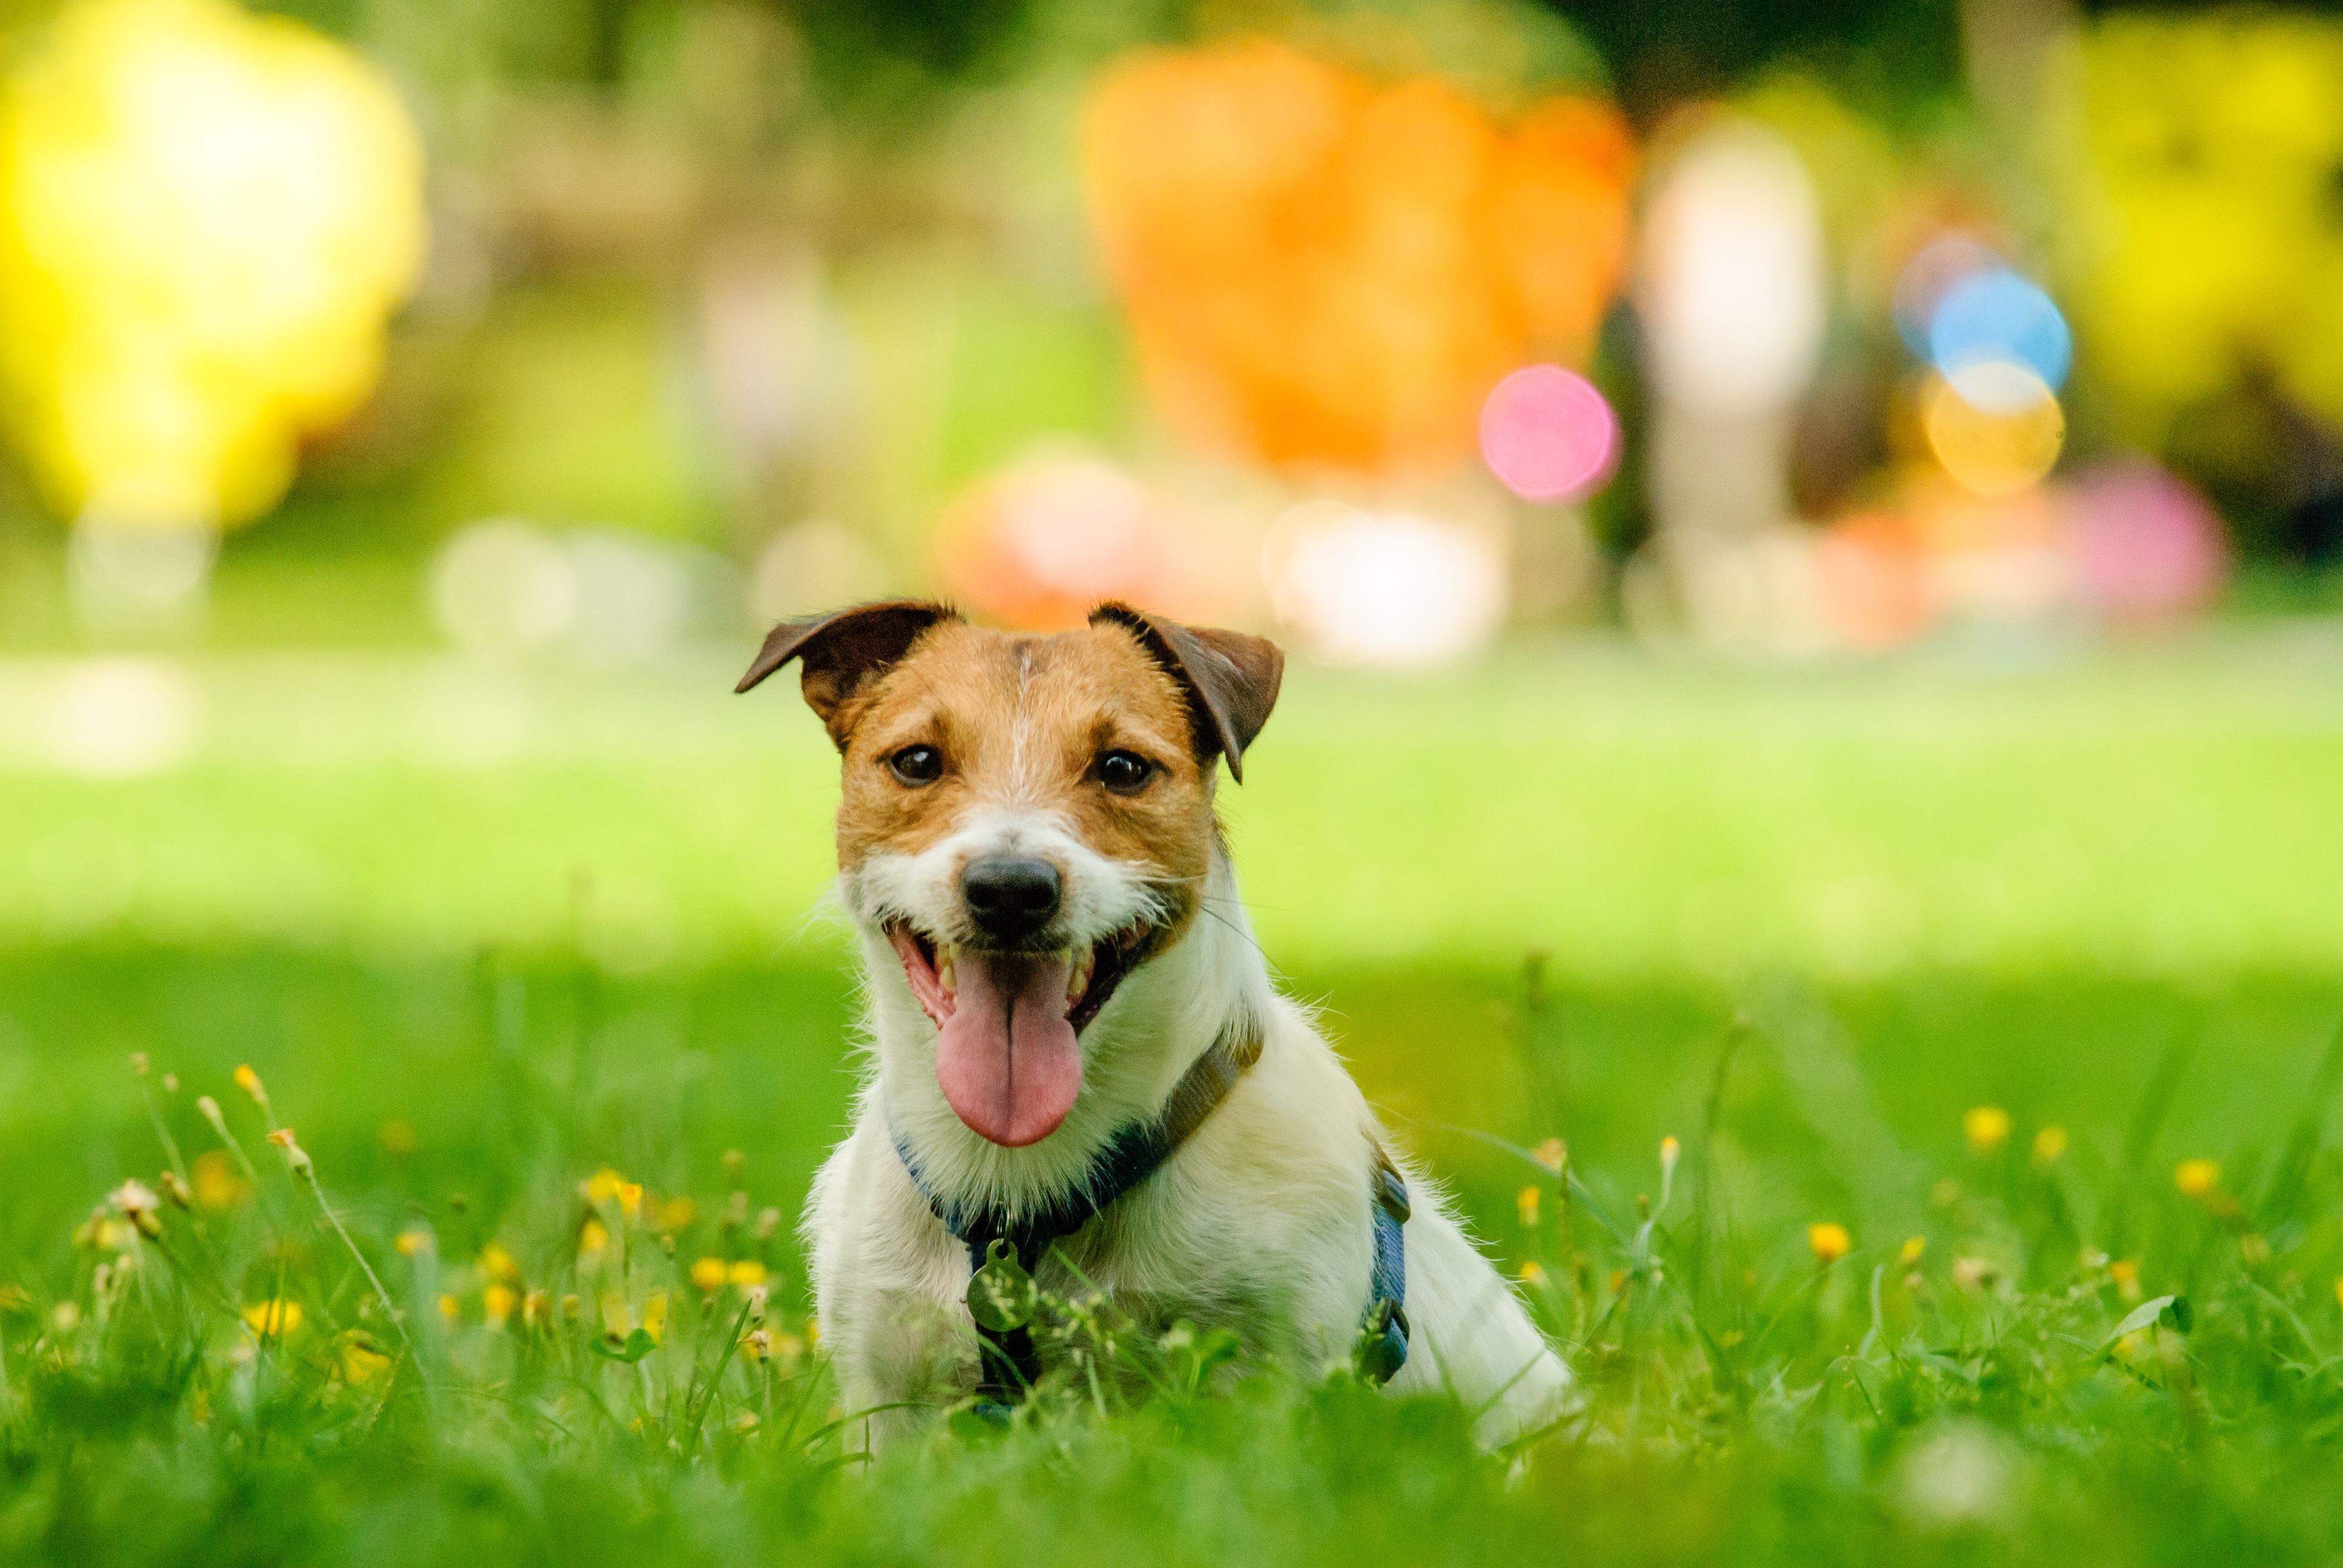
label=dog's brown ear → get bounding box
[736,599,958,745]
[1090,602,1283,783]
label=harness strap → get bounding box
[891,1020,1414,1400]
[1360,1146,1411,1383]
[893,1018,1264,1400]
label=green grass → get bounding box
[8,635,2343,1564]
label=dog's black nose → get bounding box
[962,855,1062,944]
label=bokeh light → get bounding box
[1928,269,2071,393]
[1892,234,2001,357]
[2061,460,2227,622]
[1264,501,1506,667]
[1639,119,1825,417]
[1922,365,2065,495]
[0,0,425,531]
[1478,365,1619,501]
[932,453,1245,632]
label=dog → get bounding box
[738,599,1569,1448]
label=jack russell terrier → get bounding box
[738,599,1568,1447]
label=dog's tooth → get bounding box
[937,944,957,995]
[1066,948,1094,1005]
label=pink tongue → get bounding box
[934,950,1083,1147]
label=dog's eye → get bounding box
[887,745,945,786]
[1096,750,1155,795]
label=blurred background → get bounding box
[7,0,2343,1266]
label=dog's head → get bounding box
[739,600,1282,1149]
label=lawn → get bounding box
[6,629,2343,1564]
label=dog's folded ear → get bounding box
[736,600,959,745]
[1090,603,1283,783]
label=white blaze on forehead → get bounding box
[848,805,1158,947]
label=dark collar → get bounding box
[891,1016,1265,1276]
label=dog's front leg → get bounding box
[805,1120,980,1454]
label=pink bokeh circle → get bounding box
[1478,365,1620,501]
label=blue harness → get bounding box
[891,1021,1411,1402]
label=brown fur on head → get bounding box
[738,602,1282,1099]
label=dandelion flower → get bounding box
[1963,1106,2011,1154]
[1899,1235,1927,1266]
[586,1168,624,1204]
[1516,1185,1541,1229]
[727,1260,767,1287]
[395,1229,430,1257]
[243,1299,303,1338]
[437,1294,460,1324]
[265,1127,313,1179]
[2174,1158,2221,1198]
[2110,1259,2141,1302]
[109,1178,162,1238]
[483,1285,517,1328]
[690,1256,727,1292]
[1659,1135,1680,1183]
[1808,1222,1852,1265]
[578,1218,609,1256]
[1519,1260,1547,1285]
[2031,1125,2068,1164]
[232,1064,266,1104]
[617,1182,644,1222]
[658,1197,698,1230]
[191,1151,247,1209]
[339,1337,392,1383]
[479,1243,519,1281]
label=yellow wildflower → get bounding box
[2110,1259,2141,1302]
[727,1260,767,1287]
[1533,1137,1565,1174]
[690,1256,727,1292]
[2031,1125,2068,1164]
[1516,1185,1541,1229]
[232,1064,266,1105]
[617,1183,644,1222]
[1899,1235,1927,1266]
[586,1168,624,1204]
[1807,1222,1852,1265]
[479,1243,519,1281]
[657,1197,698,1231]
[265,1128,312,1179]
[1659,1135,1680,1183]
[578,1218,609,1255]
[339,1337,392,1383]
[437,1293,460,1324]
[2174,1158,2221,1198]
[1963,1106,2011,1154]
[483,1285,517,1328]
[395,1229,430,1258]
[191,1151,249,1209]
[1519,1260,1547,1286]
[643,1292,668,1343]
[243,1299,303,1338]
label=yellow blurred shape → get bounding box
[1962,1104,2011,1154]
[2053,16,2343,437]
[1921,367,2063,496]
[0,0,425,528]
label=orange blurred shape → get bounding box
[931,454,1247,632]
[1813,512,1932,650]
[1083,42,1634,474]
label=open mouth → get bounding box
[885,920,1156,1148]
[886,920,1154,1038]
